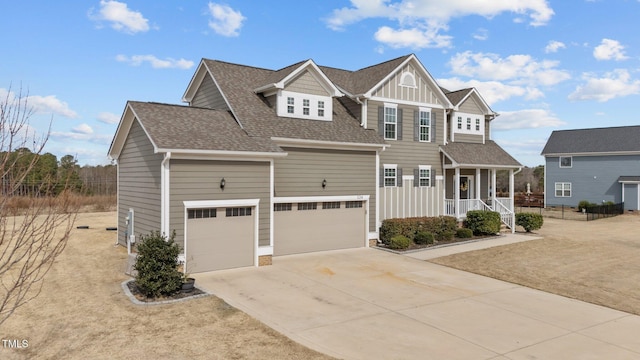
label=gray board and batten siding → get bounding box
[117,119,162,246]
[274,147,377,232]
[545,154,640,207]
[169,159,271,249]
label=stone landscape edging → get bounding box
[121,279,210,306]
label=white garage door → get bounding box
[186,206,255,273]
[274,200,366,256]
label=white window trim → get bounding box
[383,103,397,140]
[383,164,397,187]
[453,111,484,135]
[277,90,332,121]
[418,107,430,142]
[418,165,431,187]
[559,156,572,168]
[554,182,571,197]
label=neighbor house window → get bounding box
[188,208,216,219]
[419,110,430,142]
[555,182,571,197]
[384,165,397,187]
[287,97,294,114]
[226,207,252,217]
[384,106,397,140]
[298,202,317,211]
[274,203,292,212]
[419,167,430,187]
[345,201,363,208]
[560,156,572,168]
[322,201,340,209]
[318,101,325,117]
[303,99,310,115]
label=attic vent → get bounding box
[400,72,416,87]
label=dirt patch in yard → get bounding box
[0,211,335,360]
[430,214,640,316]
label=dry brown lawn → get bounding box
[431,213,640,316]
[1,211,334,360]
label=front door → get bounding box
[460,176,471,199]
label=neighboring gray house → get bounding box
[108,54,522,273]
[541,125,640,211]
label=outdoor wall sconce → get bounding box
[220,178,226,190]
[322,179,327,189]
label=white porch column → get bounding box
[454,167,460,219]
[509,169,515,233]
[475,168,481,200]
[491,169,497,206]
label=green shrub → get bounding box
[379,216,457,244]
[456,228,474,238]
[465,210,501,235]
[134,230,183,298]
[414,231,434,245]
[515,213,544,232]
[578,200,595,212]
[388,235,412,250]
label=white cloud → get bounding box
[438,77,542,105]
[90,0,150,34]
[448,51,570,87]
[593,38,628,61]
[72,123,94,135]
[473,28,489,41]
[97,112,120,124]
[207,3,245,37]
[544,40,566,53]
[568,69,640,102]
[1,88,78,119]
[51,131,112,144]
[326,0,554,49]
[492,109,565,130]
[116,54,194,69]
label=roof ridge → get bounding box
[203,58,274,72]
[553,125,640,132]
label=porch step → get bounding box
[499,223,511,234]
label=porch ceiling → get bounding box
[440,141,522,168]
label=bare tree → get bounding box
[0,85,77,326]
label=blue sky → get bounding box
[1,1,639,167]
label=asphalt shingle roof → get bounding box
[541,126,640,155]
[440,141,521,167]
[128,101,283,153]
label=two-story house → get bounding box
[108,54,522,273]
[541,125,640,211]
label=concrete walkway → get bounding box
[195,236,640,360]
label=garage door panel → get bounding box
[186,207,254,273]
[274,202,365,256]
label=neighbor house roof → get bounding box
[440,141,522,168]
[202,59,385,146]
[618,176,640,183]
[541,126,640,155]
[127,101,284,154]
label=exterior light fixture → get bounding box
[322,179,327,189]
[220,178,226,190]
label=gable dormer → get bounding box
[447,88,496,144]
[254,60,343,121]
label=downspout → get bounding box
[161,152,171,236]
[355,96,367,128]
[113,158,120,246]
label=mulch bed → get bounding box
[378,234,500,252]
[126,281,206,303]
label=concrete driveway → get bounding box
[195,243,640,359]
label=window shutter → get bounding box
[431,111,437,143]
[397,168,403,187]
[378,106,384,138]
[413,110,419,141]
[413,168,419,187]
[397,108,403,140]
[430,168,436,187]
[379,167,384,188]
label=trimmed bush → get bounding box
[414,231,434,245]
[388,235,411,250]
[379,216,457,245]
[578,200,595,212]
[134,231,183,298]
[465,210,501,235]
[515,213,544,233]
[456,228,474,238]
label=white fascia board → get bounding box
[274,194,369,203]
[283,60,343,97]
[368,96,448,109]
[271,137,387,151]
[457,88,495,115]
[160,149,288,161]
[182,60,208,103]
[109,104,160,159]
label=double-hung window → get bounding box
[384,105,397,140]
[302,99,310,115]
[317,101,324,117]
[555,182,571,197]
[466,118,471,130]
[287,97,294,114]
[384,165,397,187]
[418,166,430,187]
[475,118,480,131]
[457,116,462,129]
[419,109,430,142]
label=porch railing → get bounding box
[444,198,514,230]
[493,200,514,229]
